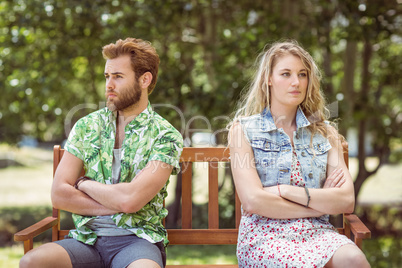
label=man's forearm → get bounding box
[77,180,127,212]
[52,183,118,216]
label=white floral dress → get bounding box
[237,151,354,268]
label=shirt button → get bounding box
[308,173,313,178]
[301,151,306,157]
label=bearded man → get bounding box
[20,38,183,268]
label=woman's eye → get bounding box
[282,73,290,77]
[299,73,307,77]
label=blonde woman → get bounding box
[228,41,370,267]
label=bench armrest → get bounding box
[14,216,59,253]
[344,214,371,248]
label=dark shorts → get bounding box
[54,235,166,268]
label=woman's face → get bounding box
[269,54,308,110]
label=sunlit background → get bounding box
[1,0,401,267]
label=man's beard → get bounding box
[106,83,142,112]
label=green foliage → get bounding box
[363,237,402,268]
[0,0,400,148]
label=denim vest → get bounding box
[240,107,332,189]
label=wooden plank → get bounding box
[167,229,238,245]
[235,192,241,228]
[344,214,371,239]
[180,147,230,162]
[53,145,61,177]
[23,239,33,254]
[342,142,349,168]
[208,162,219,229]
[181,162,193,229]
[14,217,58,241]
[59,230,69,240]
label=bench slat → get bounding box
[181,162,193,229]
[167,229,238,245]
[208,162,220,229]
[180,147,230,162]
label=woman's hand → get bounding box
[263,185,281,196]
[323,168,345,188]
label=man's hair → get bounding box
[102,38,160,94]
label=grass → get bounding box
[0,245,22,268]
[0,244,238,267]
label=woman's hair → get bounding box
[102,38,160,94]
[232,40,341,145]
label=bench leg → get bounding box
[23,239,33,254]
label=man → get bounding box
[20,38,183,268]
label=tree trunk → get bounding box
[342,40,357,124]
[353,40,384,201]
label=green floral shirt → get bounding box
[64,103,183,246]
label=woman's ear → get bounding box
[139,72,152,89]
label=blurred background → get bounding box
[0,0,401,267]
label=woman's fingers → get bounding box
[324,168,344,188]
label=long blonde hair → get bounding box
[232,40,341,145]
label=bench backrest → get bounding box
[52,145,349,244]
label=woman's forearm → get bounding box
[243,189,324,219]
[279,185,354,214]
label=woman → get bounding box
[228,41,370,267]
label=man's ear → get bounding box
[139,72,152,89]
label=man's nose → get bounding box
[106,78,114,90]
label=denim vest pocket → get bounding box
[304,141,331,188]
[251,137,280,185]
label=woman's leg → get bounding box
[325,244,370,268]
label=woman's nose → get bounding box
[291,75,300,86]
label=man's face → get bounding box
[104,55,142,112]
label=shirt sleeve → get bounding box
[148,130,183,175]
[64,118,87,161]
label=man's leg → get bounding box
[127,259,161,268]
[325,244,370,268]
[20,242,72,268]
[105,236,165,268]
[20,238,103,268]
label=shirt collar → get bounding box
[260,106,310,132]
[106,102,153,130]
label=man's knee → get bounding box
[20,252,34,268]
[20,249,45,268]
[127,259,161,268]
[19,243,72,268]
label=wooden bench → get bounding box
[15,145,371,267]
